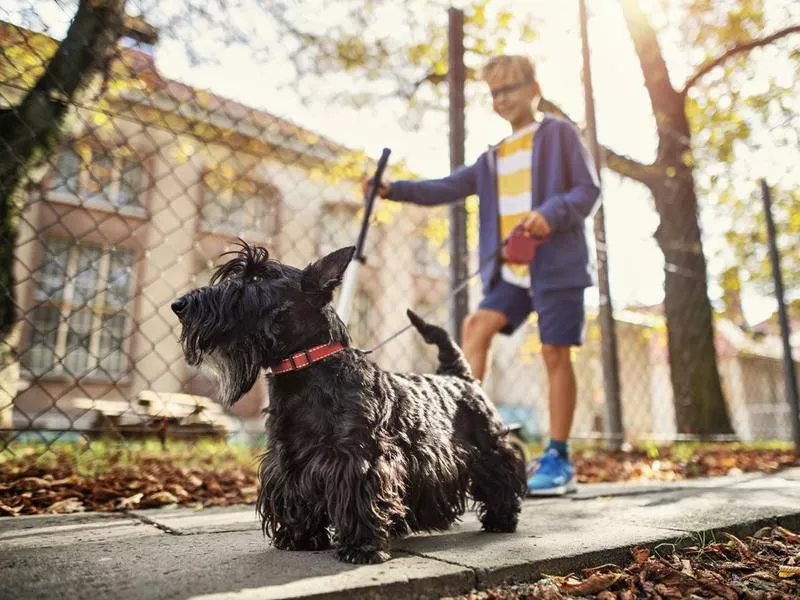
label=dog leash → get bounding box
[365,237,513,354]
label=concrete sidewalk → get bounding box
[3,468,800,600]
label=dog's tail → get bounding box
[406,309,472,379]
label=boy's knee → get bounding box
[541,344,571,371]
[462,311,500,345]
[461,313,482,344]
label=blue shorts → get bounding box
[479,280,585,346]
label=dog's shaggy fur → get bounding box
[172,243,525,564]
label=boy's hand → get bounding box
[521,210,551,237]
[361,178,392,199]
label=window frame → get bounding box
[23,241,136,382]
[199,172,280,243]
[47,141,149,218]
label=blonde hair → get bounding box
[481,55,537,85]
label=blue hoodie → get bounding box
[390,115,601,296]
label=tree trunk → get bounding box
[616,0,734,435]
[650,116,733,434]
[0,324,21,440]
[0,0,126,437]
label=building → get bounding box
[2,19,450,440]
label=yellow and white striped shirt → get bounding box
[497,121,537,288]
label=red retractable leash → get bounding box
[502,223,549,265]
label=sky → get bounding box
[3,0,795,324]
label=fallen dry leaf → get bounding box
[47,497,85,514]
[717,561,754,571]
[778,564,800,578]
[117,493,144,510]
[143,490,179,506]
[186,474,204,489]
[723,533,753,559]
[776,526,800,543]
[680,558,693,577]
[165,484,190,500]
[632,546,650,564]
[743,570,777,581]
[753,526,773,538]
[560,572,625,594]
[693,575,738,600]
[0,501,22,516]
[653,582,684,599]
[12,476,52,491]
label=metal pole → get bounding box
[579,0,624,448]
[760,179,800,454]
[448,7,468,344]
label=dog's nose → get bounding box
[171,298,187,316]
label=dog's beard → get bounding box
[200,349,261,407]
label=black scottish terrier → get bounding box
[171,243,525,564]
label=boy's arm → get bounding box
[536,123,601,232]
[389,161,478,206]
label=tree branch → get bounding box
[604,147,665,186]
[618,0,681,119]
[539,97,662,186]
[1,0,126,197]
[407,67,476,97]
[681,24,800,95]
[1,0,125,339]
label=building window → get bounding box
[49,142,146,211]
[25,240,135,379]
[201,175,278,240]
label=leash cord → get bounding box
[364,239,509,354]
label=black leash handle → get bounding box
[354,147,391,263]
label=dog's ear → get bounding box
[301,246,355,302]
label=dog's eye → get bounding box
[250,275,261,283]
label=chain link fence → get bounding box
[1,0,798,454]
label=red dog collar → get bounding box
[266,342,346,376]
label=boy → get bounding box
[363,55,600,495]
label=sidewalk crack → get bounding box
[123,512,185,536]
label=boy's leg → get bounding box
[461,310,507,381]
[541,344,576,443]
[467,281,533,382]
[527,288,585,496]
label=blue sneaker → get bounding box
[526,448,577,496]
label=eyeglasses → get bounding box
[489,80,534,100]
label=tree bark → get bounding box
[649,165,733,434]
[0,0,126,438]
[619,0,733,434]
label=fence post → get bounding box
[579,0,624,448]
[448,7,469,345]
[760,179,800,454]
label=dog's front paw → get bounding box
[273,529,332,551]
[336,544,390,564]
[482,522,517,533]
[481,514,518,533]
